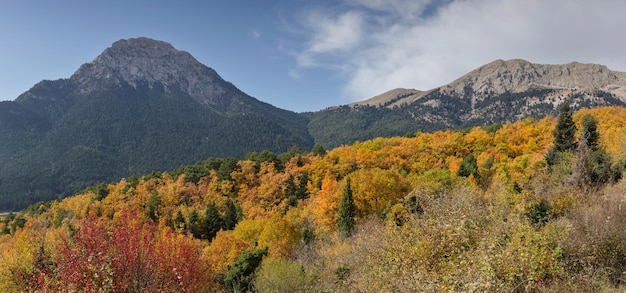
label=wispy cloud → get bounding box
[251,28,262,39]
[296,10,365,68]
[288,68,300,80]
[291,0,626,102]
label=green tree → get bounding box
[544,147,560,167]
[189,210,202,239]
[224,247,269,293]
[311,143,327,157]
[89,182,110,201]
[297,172,310,200]
[146,191,161,222]
[581,114,599,151]
[457,153,478,178]
[204,201,224,241]
[284,175,299,207]
[223,199,240,230]
[572,120,622,189]
[10,214,27,234]
[337,177,356,239]
[552,102,577,153]
[278,145,301,164]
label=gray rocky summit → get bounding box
[354,59,626,110]
[442,59,626,99]
[71,37,233,109]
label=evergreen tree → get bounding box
[571,119,622,189]
[188,210,202,239]
[581,114,599,151]
[337,177,356,239]
[223,199,239,230]
[544,147,560,167]
[311,143,327,157]
[296,155,305,167]
[146,191,161,222]
[284,175,299,207]
[223,247,268,292]
[278,145,301,164]
[297,172,310,200]
[457,153,478,178]
[552,102,577,152]
[204,201,224,241]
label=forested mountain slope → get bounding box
[1,106,625,292]
[0,38,313,211]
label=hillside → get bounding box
[0,38,313,211]
[1,106,625,292]
[311,59,626,148]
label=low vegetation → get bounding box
[1,106,625,292]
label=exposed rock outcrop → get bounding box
[71,37,235,109]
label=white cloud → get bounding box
[296,10,365,67]
[293,0,626,102]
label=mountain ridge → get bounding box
[353,59,626,108]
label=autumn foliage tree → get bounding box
[53,214,212,292]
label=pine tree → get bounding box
[457,153,478,178]
[146,191,161,222]
[571,116,622,189]
[224,247,268,292]
[552,102,577,152]
[311,143,326,157]
[284,175,298,207]
[337,177,356,239]
[297,172,310,200]
[204,201,223,241]
[188,210,202,239]
[581,114,599,151]
[223,199,239,230]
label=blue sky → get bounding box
[2,0,626,112]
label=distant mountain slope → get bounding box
[0,38,313,211]
[309,59,626,148]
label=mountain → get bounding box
[0,37,313,211]
[310,59,626,148]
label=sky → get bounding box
[2,0,626,113]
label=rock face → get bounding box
[442,59,626,101]
[71,37,235,110]
[357,59,626,109]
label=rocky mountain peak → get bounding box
[71,37,234,108]
[442,59,626,98]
